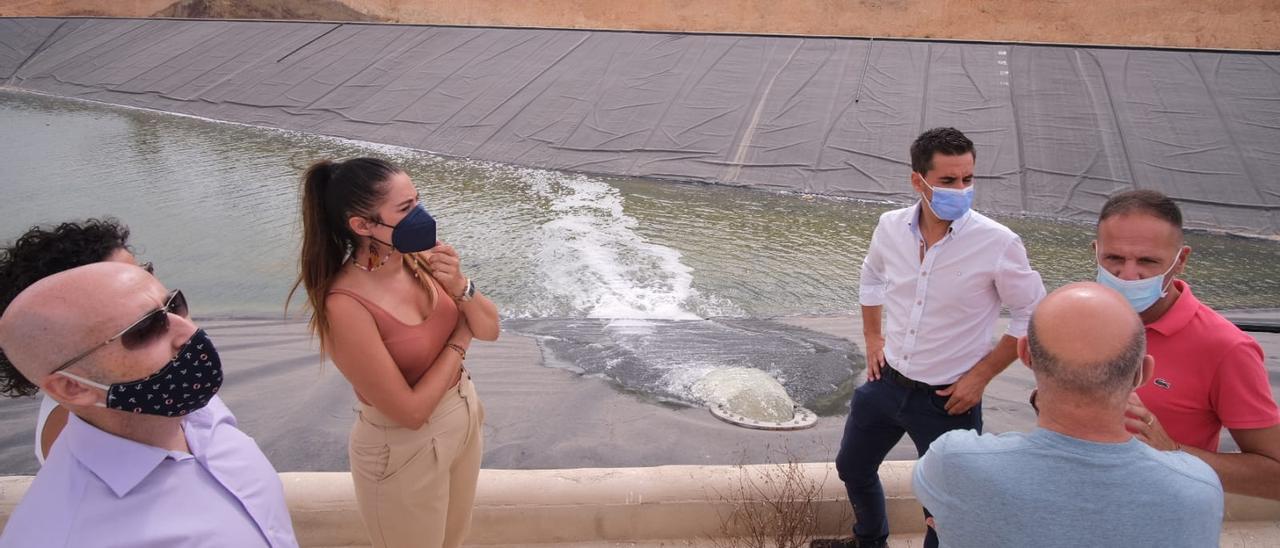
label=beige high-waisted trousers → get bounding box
[349,374,484,548]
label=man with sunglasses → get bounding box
[0,217,155,465]
[0,262,297,548]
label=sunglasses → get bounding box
[52,289,189,373]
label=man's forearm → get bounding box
[1183,446,1280,500]
[861,305,883,337]
[969,334,1019,381]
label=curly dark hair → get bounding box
[0,218,133,397]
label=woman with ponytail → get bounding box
[290,158,499,548]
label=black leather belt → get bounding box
[882,364,951,392]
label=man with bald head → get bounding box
[0,263,297,548]
[912,282,1222,547]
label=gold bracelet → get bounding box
[446,343,467,361]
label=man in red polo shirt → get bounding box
[1094,190,1280,500]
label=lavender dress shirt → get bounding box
[0,397,297,548]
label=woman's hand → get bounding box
[426,243,500,342]
[425,243,469,299]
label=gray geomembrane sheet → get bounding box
[3,18,1279,235]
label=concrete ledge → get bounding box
[4,462,1280,545]
[278,462,920,546]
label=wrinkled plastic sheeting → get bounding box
[2,18,1278,235]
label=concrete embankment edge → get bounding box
[3,461,1278,545]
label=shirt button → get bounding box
[909,329,916,334]
[904,355,910,360]
[916,300,923,305]
[922,271,928,276]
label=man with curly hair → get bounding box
[0,219,153,463]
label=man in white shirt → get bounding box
[814,128,1045,548]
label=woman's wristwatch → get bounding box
[456,279,475,302]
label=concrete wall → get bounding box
[3,462,1279,546]
[2,0,1278,50]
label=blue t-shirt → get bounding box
[913,428,1223,548]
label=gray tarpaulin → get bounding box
[3,18,1278,235]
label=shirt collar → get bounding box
[1146,279,1198,336]
[65,411,203,498]
[907,201,974,237]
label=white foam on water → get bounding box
[511,168,702,321]
[8,91,754,324]
[662,363,721,400]
[19,91,790,408]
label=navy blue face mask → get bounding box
[58,330,223,417]
[372,204,437,253]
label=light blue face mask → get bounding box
[917,175,974,221]
[1095,252,1180,313]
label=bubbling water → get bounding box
[693,367,797,423]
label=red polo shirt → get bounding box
[1138,280,1280,452]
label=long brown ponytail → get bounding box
[288,157,401,351]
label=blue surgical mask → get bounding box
[373,204,438,253]
[1095,253,1180,313]
[917,175,974,221]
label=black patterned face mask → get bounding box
[58,330,223,417]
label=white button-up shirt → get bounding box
[859,204,1045,385]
